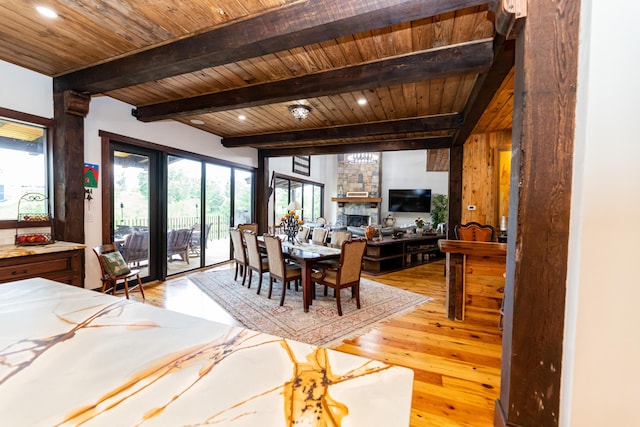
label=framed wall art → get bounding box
[292,155,310,176]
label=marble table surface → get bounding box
[0,278,413,426]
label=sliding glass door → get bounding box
[111,146,159,281]
[105,135,254,280]
[205,164,231,266]
[167,156,202,275]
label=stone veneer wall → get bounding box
[335,153,381,226]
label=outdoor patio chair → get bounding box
[120,231,148,267]
[189,223,212,256]
[167,228,194,263]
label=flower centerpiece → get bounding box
[415,217,426,229]
[280,210,303,242]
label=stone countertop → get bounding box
[0,240,86,259]
[0,278,414,426]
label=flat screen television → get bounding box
[388,189,432,213]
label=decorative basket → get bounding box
[15,193,55,246]
[15,232,54,246]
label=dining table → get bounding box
[258,236,341,312]
[0,277,414,426]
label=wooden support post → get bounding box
[52,91,89,244]
[495,0,580,426]
[256,151,270,234]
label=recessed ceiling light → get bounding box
[357,98,367,106]
[36,6,58,19]
[190,119,205,125]
[238,115,246,121]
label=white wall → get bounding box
[0,61,52,118]
[563,0,640,425]
[0,61,53,245]
[381,150,449,226]
[83,97,256,289]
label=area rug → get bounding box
[188,268,432,347]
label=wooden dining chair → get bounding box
[311,239,367,316]
[229,228,248,287]
[238,223,258,234]
[454,222,495,242]
[328,230,351,248]
[93,243,145,300]
[243,230,270,294]
[296,225,310,243]
[311,227,329,245]
[263,234,302,306]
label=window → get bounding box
[273,174,323,223]
[0,113,51,223]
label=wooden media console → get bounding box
[362,233,445,275]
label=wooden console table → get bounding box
[0,241,86,287]
[438,240,506,325]
[362,233,445,275]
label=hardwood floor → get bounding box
[130,260,502,427]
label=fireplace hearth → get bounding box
[345,214,370,227]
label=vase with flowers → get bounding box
[415,217,426,234]
[280,210,303,242]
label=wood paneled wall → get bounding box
[461,130,512,228]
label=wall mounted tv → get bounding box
[388,189,432,213]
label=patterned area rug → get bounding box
[188,268,432,347]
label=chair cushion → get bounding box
[101,251,131,277]
[312,269,337,285]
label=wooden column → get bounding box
[52,90,90,244]
[255,150,270,234]
[448,144,463,238]
[495,0,580,426]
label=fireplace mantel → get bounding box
[331,197,382,208]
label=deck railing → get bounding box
[116,215,231,242]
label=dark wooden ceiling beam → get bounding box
[452,37,515,146]
[54,0,490,94]
[262,136,452,157]
[133,39,493,122]
[222,113,462,147]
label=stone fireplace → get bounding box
[335,153,381,226]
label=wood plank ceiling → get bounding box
[0,0,514,157]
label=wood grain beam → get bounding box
[489,0,527,39]
[261,136,452,157]
[496,0,580,425]
[53,0,489,94]
[133,39,494,122]
[222,113,461,147]
[452,37,515,146]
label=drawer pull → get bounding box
[12,269,28,275]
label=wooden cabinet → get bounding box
[362,234,444,274]
[0,244,85,287]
